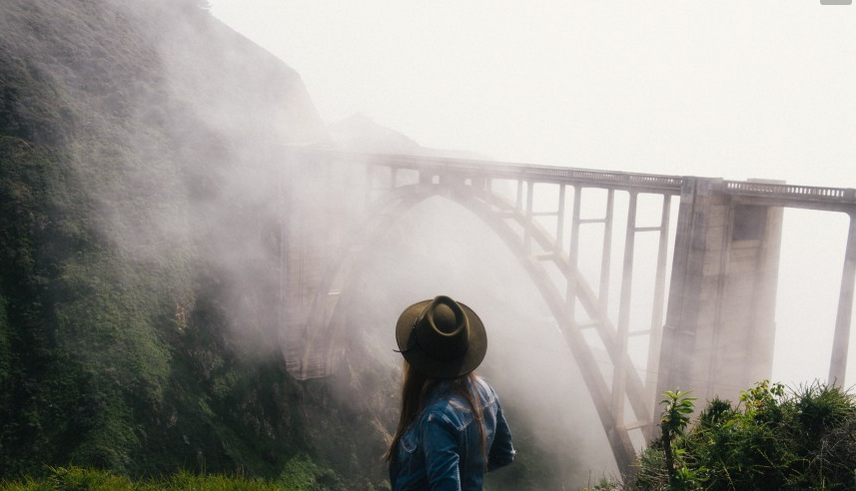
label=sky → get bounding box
[206,1,856,388]
[208,1,854,184]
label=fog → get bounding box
[68,0,851,486]
[208,1,854,180]
[7,0,851,485]
[196,0,856,485]
[206,1,856,381]
[344,194,622,481]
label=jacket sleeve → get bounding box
[421,412,463,491]
[487,401,515,471]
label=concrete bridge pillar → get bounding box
[278,148,367,379]
[658,178,784,404]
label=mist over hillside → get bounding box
[0,0,369,481]
[0,0,611,488]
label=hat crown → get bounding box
[395,295,487,379]
[431,303,461,335]
[416,296,469,361]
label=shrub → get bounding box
[619,381,856,491]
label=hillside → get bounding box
[0,0,387,485]
[0,1,585,489]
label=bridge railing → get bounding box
[287,146,856,211]
[306,148,856,210]
[726,181,854,199]
[337,150,685,193]
[725,180,856,211]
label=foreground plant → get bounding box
[659,389,698,489]
[619,381,856,491]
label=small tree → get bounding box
[659,390,699,490]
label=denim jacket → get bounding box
[389,377,515,491]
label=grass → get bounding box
[0,466,300,491]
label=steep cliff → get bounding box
[0,1,583,488]
[0,0,379,484]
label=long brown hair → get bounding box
[383,361,487,464]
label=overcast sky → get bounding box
[206,1,856,386]
[209,1,854,184]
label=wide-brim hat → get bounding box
[395,295,487,379]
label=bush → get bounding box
[618,381,856,491]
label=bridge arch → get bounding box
[289,160,671,471]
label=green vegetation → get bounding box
[0,0,385,487]
[0,466,304,491]
[590,381,856,490]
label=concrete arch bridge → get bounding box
[275,146,856,472]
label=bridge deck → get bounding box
[318,148,856,212]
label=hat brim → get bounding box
[395,299,487,379]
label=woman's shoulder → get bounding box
[424,376,499,415]
[473,376,499,405]
[418,394,466,430]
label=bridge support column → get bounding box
[658,178,784,405]
[829,212,856,386]
[279,149,367,379]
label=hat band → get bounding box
[392,320,419,355]
[393,316,468,359]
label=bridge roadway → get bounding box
[278,146,856,475]
[341,149,856,208]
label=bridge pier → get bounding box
[829,212,856,386]
[658,178,784,404]
[279,148,369,379]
